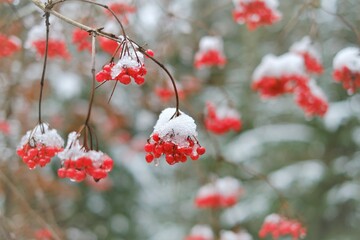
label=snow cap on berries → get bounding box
[18,123,64,149]
[333,47,360,72]
[220,230,253,240]
[253,53,306,81]
[153,108,197,147]
[185,225,214,240]
[195,36,226,68]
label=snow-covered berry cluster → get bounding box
[204,102,242,135]
[185,225,214,240]
[195,177,243,208]
[232,0,281,30]
[72,28,91,52]
[252,40,328,117]
[332,47,360,94]
[57,132,114,182]
[17,123,64,170]
[0,34,20,58]
[26,19,70,59]
[220,230,253,240]
[144,108,205,165]
[96,38,148,85]
[194,36,226,69]
[259,214,307,240]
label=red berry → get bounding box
[144,143,154,152]
[58,168,66,178]
[119,74,131,85]
[145,153,154,163]
[196,147,206,155]
[145,49,155,57]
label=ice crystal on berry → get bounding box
[232,0,281,30]
[290,36,324,75]
[332,47,360,94]
[185,225,214,240]
[195,177,243,208]
[259,214,307,240]
[194,36,226,69]
[220,230,253,240]
[17,123,64,170]
[57,132,114,182]
[0,34,20,58]
[144,108,205,165]
[204,102,242,135]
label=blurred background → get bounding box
[1,0,360,239]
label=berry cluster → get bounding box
[32,39,70,59]
[252,52,328,117]
[332,47,360,93]
[195,177,243,208]
[204,102,242,135]
[57,132,114,182]
[0,120,10,135]
[72,29,91,52]
[194,36,226,69]
[16,124,64,170]
[145,108,205,165]
[96,40,148,85]
[145,133,205,165]
[259,214,307,240]
[99,36,119,55]
[232,0,281,30]
[107,1,136,25]
[294,80,328,117]
[185,225,214,240]
[290,36,324,75]
[0,34,20,58]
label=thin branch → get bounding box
[38,12,50,130]
[138,46,180,118]
[84,31,96,126]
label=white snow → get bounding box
[196,177,242,198]
[252,53,306,82]
[198,36,224,52]
[153,108,198,148]
[333,47,360,72]
[290,36,321,61]
[18,123,64,148]
[189,225,214,239]
[220,230,253,240]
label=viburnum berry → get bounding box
[145,49,155,57]
[290,36,324,75]
[72,28,91,52]
[145,108,205,165]
[0,34,20,58]
[220,230,253,240]
[195,177,243,208]
[194,36,227,69]
[57,132,114,182]
[185,225,214,240]
[259,214,307,240]
[16,123,64,170]
[204,102,242,135]
[0,119,10,135]
[332,47,360,94]
[232,0,282,30]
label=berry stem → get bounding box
[84,31,96,127]
[38,12,50,133]
[139,47,181,118]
